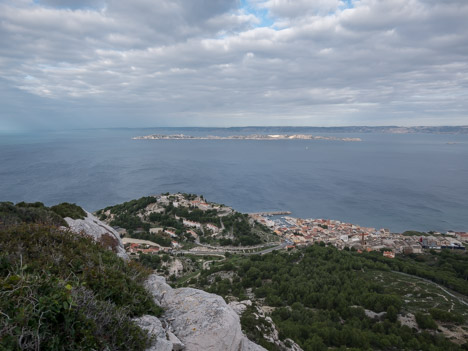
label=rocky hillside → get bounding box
[64,210,128,260]
[0,201,266,351]
[97,193,276,248]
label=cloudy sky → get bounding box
[0,0,467,130]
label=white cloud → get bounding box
[0,0,467,128]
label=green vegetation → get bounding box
[110,213,150,232]
[100,194,270,247]
[241,305,278,351]
[430,308,465,324]
[360,249,468,295]
[138,253,162,270]
[0,201,87,226]
[0,201,67,228]
[101,196,157,216]
[147,212,184,231]
[221,213,262,246]
[0,223,161,350]
[165,204,221,225]
[415,313,438,330]
[359,270,467,321]
[403,230,429,236]
[183,245,467,350]
[130,231,173,247]
[50,202,87,220]
[103,197,157,232]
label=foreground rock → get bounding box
[133,315,174,351]
[145,274,266,351]
[229,300,303,351]
[65,211,128,259]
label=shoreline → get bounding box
[132,134,362,142]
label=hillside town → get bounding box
[105,193,467,259]
[251,214,467,257]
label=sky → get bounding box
[0,0,467,130]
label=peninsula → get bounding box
[132,134,362,142]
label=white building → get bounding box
[183,219,202,228]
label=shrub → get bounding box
[0,224,162,350]
[0,202,67,228]
[429,308,465,324]
[415,312,438,329]
[50,202,87,220]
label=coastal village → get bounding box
[105,193,467,259]
[251,214,467,258]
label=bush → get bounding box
[415,312,438,329]
[0,202,67,228]
[50,202,87,220]
[429,308,465,324]
[0,224,162,350]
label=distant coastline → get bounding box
[129,125,468,135]
[132,134,362,142]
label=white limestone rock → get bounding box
[167,331,185,351]
[241,337,268,351]
[165,287,244,350]
[144,274,174,306]
[133,315,166,339]
[64,211,128,259]
[133,315,173,351]
[229,300,252,316]
[145,274,266,351]
[245,304,303,351]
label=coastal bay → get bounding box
[1,128,467,233]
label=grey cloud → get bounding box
[260,0,342,18]
[37,0,106,10]
[0,0,467,129]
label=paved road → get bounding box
[250,241,289,255]
[176,241,289,256]
[193,241,282,253]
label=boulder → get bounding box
[144,274,174,306]
[145,274,266,351]
[167,331,185,350]
[241,337,268,351]
[133,315,172,351]
[228,300,252,316]
[65,211,128,259]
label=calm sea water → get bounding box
[1,128,467,233]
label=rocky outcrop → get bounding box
[145,274,266,351]
[64,211,128,259]
[228,300,252,316]
[229,300,303,351]
[62,211,264,350]
[133,315,174,351]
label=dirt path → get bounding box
[392,271,468,307]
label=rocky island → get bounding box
[132,134,362,142]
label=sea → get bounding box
[1,127,467,233]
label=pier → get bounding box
[249,211,291,216]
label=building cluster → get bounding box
[123,237,183,255]
[252,215,466,257]
[122,237,171,255]
[155,193,232,215]
[121,194,230,255]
